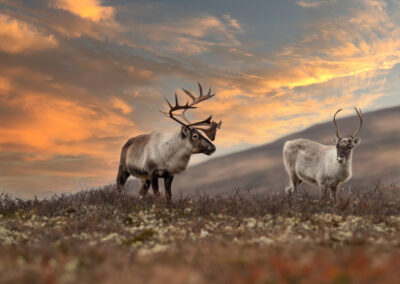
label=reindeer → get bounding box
[283,107,363,202]
[116,83,222,200]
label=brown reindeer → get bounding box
[117,83,222,200]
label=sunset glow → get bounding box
[0,0,399,196]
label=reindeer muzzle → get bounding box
[205,145,216,155]
[337,156,345,163]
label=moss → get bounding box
[122,229,156,246]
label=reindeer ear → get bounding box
[331,136,339,145]
[181,126,191,138]
[353,136,361,146]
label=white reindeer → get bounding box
[283,107,363,202]
[116,83,222,200]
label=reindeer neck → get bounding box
[161,130,192,156]
[347,151,354,164]
[155,130,192,173]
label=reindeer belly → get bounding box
[128,167,149,179]
[296,163,318,186]
[126,154,150,179]
[298,172,318,185]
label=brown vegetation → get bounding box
[0,184,400,283]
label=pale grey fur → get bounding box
[283,138,360,202]
[126,131,193,178]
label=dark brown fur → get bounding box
[117,134,151,191]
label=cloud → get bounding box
[0,0,399,195]
[44,0,120,40]
[153,0,400,148]
[0,13,57,54]
[0,152,114,196]
[112,97,133,114]
[50,0,114,22]
[202,84,384,147]
[0,92,136,160]
[296,0,334,8]
[136,14,244,55]
[222,0,400,94]
[0,76,11,94]
[223,14,244,32]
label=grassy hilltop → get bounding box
[1,185,400,283]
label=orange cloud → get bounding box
[50,0,114,22]
[211,1,400,98]
[0,77,11,94]
[171,84,383,148]
[0,13,57,54]
[112,97,133,114]
[278,2,400,89]
[0,0,399,196]
[0,93,137,162]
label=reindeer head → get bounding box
[332,107,363,164]
[161,82,222,156]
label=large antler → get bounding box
[333,107,363,139]
[180,82,215,124]
[351,107,363,137]
[161,83,222,141]
[162,93,196,127]
[333,108,343,139]
[181,82,221,140]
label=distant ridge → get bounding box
[127,106,400,196]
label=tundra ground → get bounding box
[1,185,400,284]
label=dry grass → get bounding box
[1,184,400,283]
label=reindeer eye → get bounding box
[192,133,199,139]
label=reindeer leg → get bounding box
[319,184,330,201]
[150,170,161,198]
[330,185,338,204]
[138,179,150,198]
[164,174,174,201]
[285,182,293,195]
[286,174,301,196]
[292,177,301,197]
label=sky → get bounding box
[0,0,399,196]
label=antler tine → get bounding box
[351,107,363,137]
[175,92,179,106]
[164,97,173,108]
[333,109,343,139]
[188,115,212,127]
[182,88,196,100]
[180,82,215,126]
[182,83,215,107]
[198,82,203,96]
[162,83,221,140]
[162,94,197,127]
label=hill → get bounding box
[170,106,400,195]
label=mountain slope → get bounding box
[172,106,400,195]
